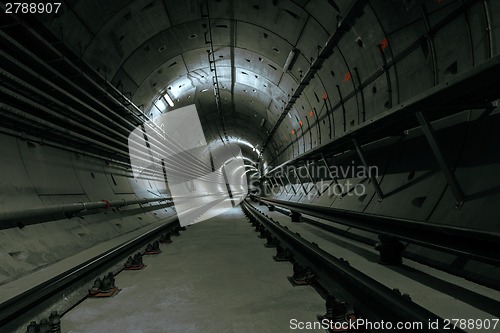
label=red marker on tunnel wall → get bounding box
[344,71,351,82]
[378,38,389,50]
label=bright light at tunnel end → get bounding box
[128,104,248,226]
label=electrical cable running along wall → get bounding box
[0,131,175,285]
[254,0,500,258]
[256,0,500,248]
[260,101,500,287]
[0,0,499,292]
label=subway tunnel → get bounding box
[1,0,500,332]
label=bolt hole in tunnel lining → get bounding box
[444,60,458,77]
[0,0,499,330]
[8,251,27,260]
[411,196,427,208]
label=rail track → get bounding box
[0,216,180,332]
[3,198,499,332]
[242,199,483,333]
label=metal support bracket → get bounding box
[374,235,404,265]
[269,176,280,195]
[285,172,297,195]
[303,161,321,197]
[263,182,272,197]
[277,176,290,194]
[290,210,302,222]
[270,176,279,193]
[415,111,465,208]
[320,153,341,195]
[267,176,275,190]
[352,138,384,201]
[293,167,309,195]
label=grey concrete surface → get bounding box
[63,207,325,333]
[3,1,500,332]
[252,203,500,333]
[0,217,174,304]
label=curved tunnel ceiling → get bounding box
[1,2,500,319]
[38,0,499,166]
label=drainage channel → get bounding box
[241,200,465,333]
[0,216,182,333]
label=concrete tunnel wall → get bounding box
[1,0,500,286]
[267,0,500,160]
[35,0,500,162]
[42,0,500,162]
[0,132,175,285]
[259,0,500,238]
[267,108,500,231]
[257,0,500,281]
[264,107,500,284]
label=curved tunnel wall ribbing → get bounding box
[0,0,499,288]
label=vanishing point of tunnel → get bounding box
[0,1,500,332]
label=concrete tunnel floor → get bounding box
[62,206,325,333]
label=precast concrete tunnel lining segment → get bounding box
[0,0,500,332]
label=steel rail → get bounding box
[0,215,179,329]
[254,196,500,265]
[242,201,465,333]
